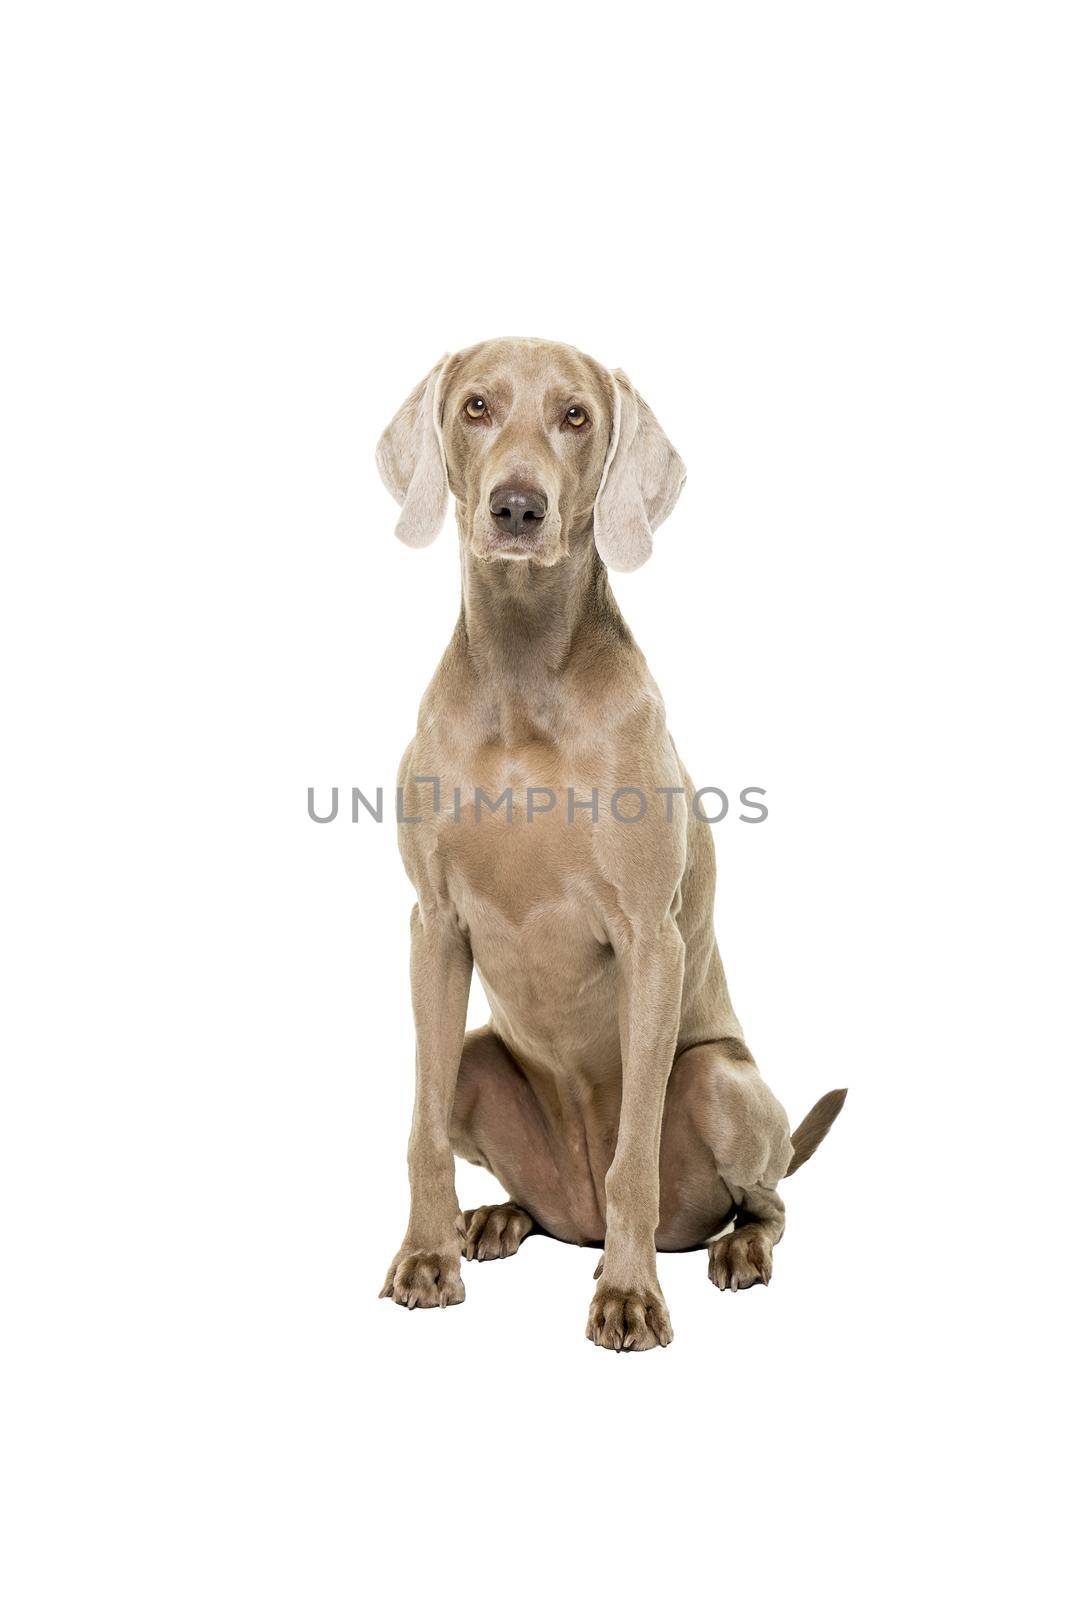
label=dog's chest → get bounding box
[412,736,608,938]
[433,771,617,1055]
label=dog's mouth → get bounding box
[481,536,563,567]
[485,535,544,559]
[473,508,564,565]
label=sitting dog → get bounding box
[376,337,844,1350]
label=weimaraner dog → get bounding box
[376,337,845,1350]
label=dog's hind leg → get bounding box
[448,1025,570,1257]
[707,1184,785,1291]
[707,1083,847,1288]
[664,1041,846,1288]
[460,1202,535,1262]
[661,1039,793,1286]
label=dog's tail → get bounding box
[785,1087,848,1176]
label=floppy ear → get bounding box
[375,355,451,548]
[593,370,686,572]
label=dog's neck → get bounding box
[456,532,629,738]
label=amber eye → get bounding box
[565,405,587,428]
[465,396,487,419]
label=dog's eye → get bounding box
[465,396,487,419]
[565,406,587,428]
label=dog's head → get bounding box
[376,337,685,573]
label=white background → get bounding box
[2,3,1064,1595]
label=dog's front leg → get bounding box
[587,923,684,1351]
[380,905,472,1310]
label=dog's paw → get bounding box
[586,1282,673,1351]
[708,1225,773,1291]
[462,1204,533,1262]
[380,1248,465,1309]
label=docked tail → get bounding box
[786,1088,848,1176]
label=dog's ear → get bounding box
[375,355,452,548]
[593,370,686,572]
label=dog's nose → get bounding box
[489,483,547,535]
